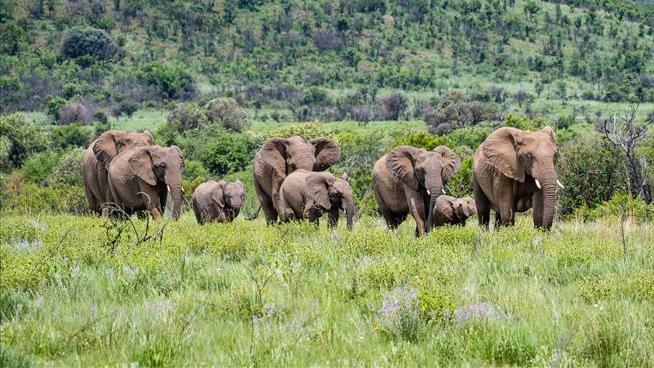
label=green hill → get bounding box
[1,0,653,121]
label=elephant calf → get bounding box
[192,180,245,225]
[279,170,355,229]
[433,195,477,227]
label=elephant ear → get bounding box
[142,130,155,145]
[386,146,420,190]
[128,148,157,186]
[310,137,341,171]
[541,126,557,145]
[93,131,122,168]
[482,127,525,182]
[211,181,226,208]
[433,145,461,183]
[438,197,455,221]
[305,173,332,210]
[261,138,288,176]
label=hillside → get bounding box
[1,0,654,122]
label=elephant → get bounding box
[373,145,461,236]
[433,195,477,227]
[192,180,245,224]
[82,130,154,214]
[278,170,355,229]
[107,145,184,220]
[472,126,563,230]
[252,135,340,224]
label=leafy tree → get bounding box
[204,97,250,132]
[60,26,120,62]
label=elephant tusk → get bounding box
[535,179,542,190]
[557,180,565,189]
[442,188,446,194]
[167,185,170,192]
[426,190,431,195]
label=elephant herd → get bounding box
[82,126,562,235]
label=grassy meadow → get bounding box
[1,212,653,366]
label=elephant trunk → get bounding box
[343,197,355,230]
[424,175,443,234]
[169,184,183,220]
[534,162,557,230]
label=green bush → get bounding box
[448,157,473,197]
[186,127,254,176]
[557,135,627,215]
[204,98,250,132]
[51,124,94,149]
[21,152,61,184]
[167,102,207,133]
[0,113,50,168]
[574,193,654,222]
[46,148,85,186]
[1,182,86,215]
[182,159,208,181]
[137,62,195,100]
[267,123,332,140]
[504,115,547,131]
[60,26,120,61]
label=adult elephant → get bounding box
[253,135,340,224]
[279,170,355,230]
[108,145,184,220]
[473,126,563,230]
[82,130,154,214]
[192,180,245,224]
[373,145,460,236]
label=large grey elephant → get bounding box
[373,145,460,236]
[279,170,355,229]
[433,195,477,227]
[82,130,154,214]
[473,126,563,229]
[192,180,245,224]
[253,135,340,224]
[107,145,184,220]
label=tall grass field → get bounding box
[1,213,653,366]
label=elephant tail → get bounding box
[246,205,261,220]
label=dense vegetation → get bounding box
[2,0,654,122]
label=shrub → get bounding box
[1,181,87,214]
[93,111,108,124]
[380,93,408,120]
[574,193,654,221]
[504,114,546,131]
[376,286,423,341]
[21,152,61,184]
[60,26,120,61]
[51,124,94,149]
[426,101,498,135]
[167,102,207,133]
[47,96,68,121]
[557,135,627,215]
[392,131,451,150]
[137,62,196,100]
[448,157,474,197]
[46,148,85,186]
[204,98,250,132]
[267,123,331,140]
[57,101,92,124]
[187,127,254,176]
[0,113,49,168]
[182,159,208,181]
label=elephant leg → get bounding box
[254,178,277,224]
[473,177,491,229]
[328,207,339,228]
[405,188,426,236]
[532,192,544,228]
[84,184,101,214]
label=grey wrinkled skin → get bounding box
[192,180,245,224]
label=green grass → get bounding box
[108,109,167,132]
[1,213,653,366]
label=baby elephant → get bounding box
[433,195,477,227]
[279,170,355,229]
[192,180,245,224]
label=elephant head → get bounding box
[94,130,154,168]
[260,135,341,176]
[387,145,460,233]
[435,196,477,224]
[129,145,184,219]
[482,126,560,229]
[211,180,245,217]
[304,172,355,230]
